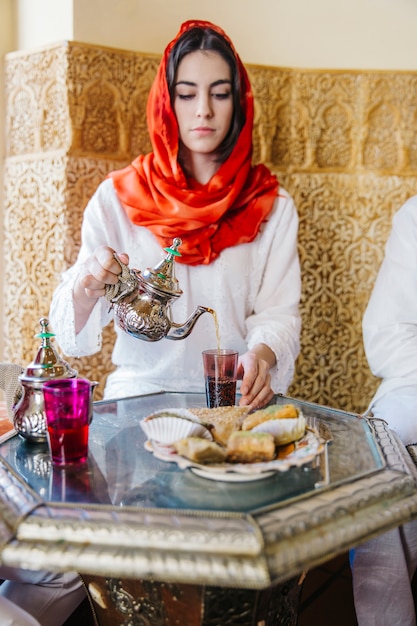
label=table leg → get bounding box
[82,575,302,626]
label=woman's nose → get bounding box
[196,94,213,118]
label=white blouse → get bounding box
[49,179,301,401]
[363,195,417,444]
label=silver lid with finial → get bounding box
[19,317,77,384]
[140,237,184,297]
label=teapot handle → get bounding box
[105,253,138,304]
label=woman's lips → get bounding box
[193,127,215,135]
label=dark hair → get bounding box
[166,26,246,163]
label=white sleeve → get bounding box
[49,179,127,357]
[363,196,417,383]
[246,192,302,393]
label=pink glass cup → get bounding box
[202,349,239,408]
[43,378,91,466]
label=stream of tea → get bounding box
[205,308,237,406]
[208,308,221,353]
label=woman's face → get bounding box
[173,50,234,160]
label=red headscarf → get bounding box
[109,20,279,265]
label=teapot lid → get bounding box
[141,237,183,297]
[19,317,78,383]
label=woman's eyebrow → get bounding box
[175,79,232,88]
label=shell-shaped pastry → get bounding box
[140,408,213,445]
[251,412,306,445]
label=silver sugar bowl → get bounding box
[13,317,78,443]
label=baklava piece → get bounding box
[226,431,276,463]
[173,437,227,464]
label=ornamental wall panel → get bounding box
[4,42,417,410]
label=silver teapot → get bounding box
[105,238,212,342]
[13,318,97,443]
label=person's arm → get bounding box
[363,197,417,382]
[239,191,302,407]
[362,197,417,444]
[49,179,131,356]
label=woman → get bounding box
[50,20,301,408]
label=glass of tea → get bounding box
[202,349,239,408]
[43,378,92,466]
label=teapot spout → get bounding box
[166,306,213,340]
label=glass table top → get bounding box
[0,392,383,514]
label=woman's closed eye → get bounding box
[212,91,231,100]
[177,93,194,100]
[176,90,231,100]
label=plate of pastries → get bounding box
[140,403,325,482]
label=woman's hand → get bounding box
[73,246,129,333]
[237,344,276,408]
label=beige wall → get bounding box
[0,0,15,362]
[14,0,417,70]
[16,0,73,47]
